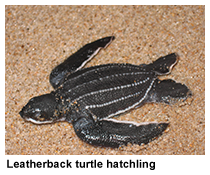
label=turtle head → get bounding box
[19,92,61,124]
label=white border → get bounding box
[2,2,208,174]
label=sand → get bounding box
[5,5,205,155]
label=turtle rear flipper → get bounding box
[144,53,178,75]
[50,36,115,89]
[146,79,192,104]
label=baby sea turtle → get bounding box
[19,36,192,148]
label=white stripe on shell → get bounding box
[103,78,156,119]
[64,63,151,93]
[73,72,151,103]
[86,89,143,109]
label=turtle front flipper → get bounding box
[50,36,115,89]
[144,53,178,75]
[146,79,192,105]
[72,114,168,148]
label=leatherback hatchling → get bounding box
[19,36,192,148]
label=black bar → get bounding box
[7,159,155,170]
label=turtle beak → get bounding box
[19,106,26,119]
[19,110,23,118]
[19,106,30,120]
